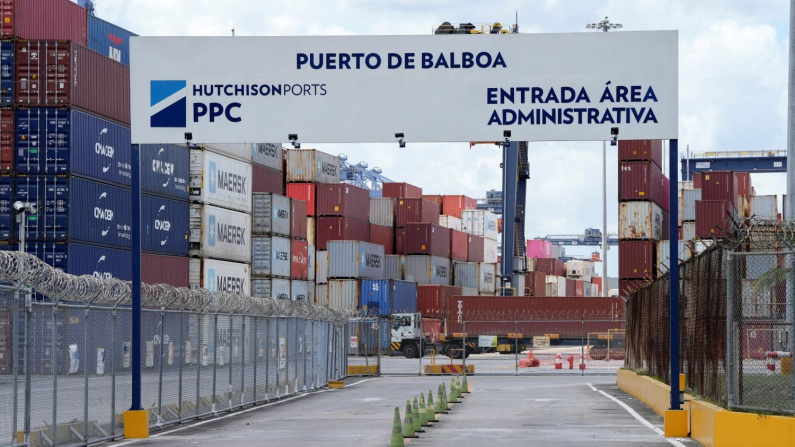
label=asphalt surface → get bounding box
[107,375,702,447]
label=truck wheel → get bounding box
[448,343,463,359]
[403,343,418,359]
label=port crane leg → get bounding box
[500,141,527,295]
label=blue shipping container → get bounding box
[359,279,418,316]
[87,15,138,66]
[140,144,190,200]
[15,108,132,186]
[142,194,189,255]
[0,175,12,239]
[22,242,132,280]
[0,42,14,106]
[15,176,132,249]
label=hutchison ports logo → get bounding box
[150,80,187,128]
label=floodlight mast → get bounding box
[586,17,623,32]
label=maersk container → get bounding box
[484,238,498,263]
[327,240,385,279]
[385,254,404,280]
[328,279,359,310]
[359,279,418,316]
[749,195,777,220]
[143,195,189,256]
[251,235,291,277]
[479,263,497,294]
[2,0,88,43]
[618,201,663,240]
[189,258,250,295]
[189,204,251,263]
[439,215,462,231]
[141,144,190,200]
[681,189,701,222]
[405,255,451,285]
[369,197,395,227]
[287,149,340,183]
[657,241,690,275]
[315,283,327,305]
[15,176,131,248]
[87,15,137,65]
[190,149,252,213]
[453,261,478,289]
[186,143,253,163]
[251,143,283,170]
[15,108,131,184]
[252,277,290,300]
[461,210,499,241]
[0,42,14,106]
[252,193,290,236]
[0,175,11,238]
[316,249,328,283]
[291,280,309,302]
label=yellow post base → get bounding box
[664,409,688,437]
[328,380,344,389]
[347,365,378,375]
[123,410,150,439]
[782,357,793,376]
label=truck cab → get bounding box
[391,313,425,358]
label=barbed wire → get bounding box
[0,251,354,321]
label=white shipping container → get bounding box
[252,277,291,300]
[308,245,316,282]
[315,283,328,306]
[405,255,451,285]
[189,258,250,295]
[251,143,283,170]
[566,260,594,282]
[657,241,690,274]
[189,143,252,162]
[527,258,536,272]
[618,201,663,240]
[287,149,340,184]
[556,276,567,297]
[584,282,592,297]
[307,217,316,246]
[453,261,479,289]
[328,279,359,310]
[591,284,599,297]
[749,195,777,220]
[308,280,315,304]
[741,280,772,318]
[369,197,395,227]
[513,257,526,272]
[190,149,252,213]
[252,193,291,236]
[484,238,498,263]
[316,250,328,284]
[251,236,291,277]
[679,181,694,191]
[291,280,309,302]
[552,246,565,259]
[439,215,462,231]
[545,275,558,297]
[681,189,701,222]
[682,222,696,241]
[512,274,525,296]
[461,210,499,241]
[478,263,497,294]
[189,204,252,263]
[461,287,478,296]
[327,241,385,279]
[692,240,714,255]
[385,254,404,280]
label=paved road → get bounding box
[112,375,701,447]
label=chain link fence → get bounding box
[0,251,354,447]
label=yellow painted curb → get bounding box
[664,409,688,437]
[348,365,378,375]
[123,410,150,439]
[328,380,344,389]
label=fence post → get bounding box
[177,310,184,421]
[51,303,58,444]
[11,288,19,447]
[514,317,518,376]
[463,321,467,373]
[275,318,281,397]
[228,315,233,408]
[303,319,308,390]
[110,306,116,438]
[212,314,218,414]
[581,315,585,377]
[84,304,90,441]
[196,313,202,415]
[377,320,381,376]
[241,315,246,405]
[286,318,291,394]
[158,309,166,424]
[252,316,258,402]
[726,252,735,409]
[23,288,31,445]
[265,317,271,400]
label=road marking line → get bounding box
[586,384,687,447]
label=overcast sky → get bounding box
[95,0,790,278]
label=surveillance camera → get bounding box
[27,204,37,215]
[184,132,193,142]
[288,134,298,141]
[13,201,24,212]
[503,130,512,138]
[395,132,404,139]
[611,127,619,136]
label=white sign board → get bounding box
[130,33,678,143]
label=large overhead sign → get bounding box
[130,32,678,144]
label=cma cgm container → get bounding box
[618,201,663,240]
[467,235,485,262]
[327,240,384,279]
[328,279,359,310]
[1,0,87,44]
[405,255,451,285]
[316,216,369,250]
[252,193,290,236]
[287,183,316,215]
[384,254,404,280]
[189,204,251,263]
[619,240,655,280]
[450,229,468,261]
[461,210,499,241]
[317,183,369,220]
[252,277,290,300]
[382,182,422,199]
[190,149,252,213]
[15,108,131,183]
[15,41,130,125]
[360,279,418,316]
[252,143,283,170]
[417,285,462,318]
[141,253,189,288]
[618,140,663,167]
[252,164,283,195]
[190,258,250,295]
[0,42,13,106]
[396,198,440,227]
[142,195,189,255]
[291,198,308,239]
[619,161,665,209]
[695,200,736,239]
[87,15,137,65]
[291,239,308,279]
[23,242,132,280]
[405,223,451,257]
[442,195,476,218]
[141,144,190,200]
[15,176,131,248]
[369,197,395,227]
[251,235,291,277]
[369,223,394,255]
[0,175,11,238]
[286,149,340,183]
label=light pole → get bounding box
[13,200,36,444]
[587,17,622,296]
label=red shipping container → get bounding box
[291,199,308,240]
[442,195,477,218]
[291,239,309,279]
[15,41,130,125]
[252,164,283,194]
[395,227,406,255]
[316,216,369,250]
[592,277,603,293]
[316,183,369,220]
[566,278,576,296]
[735,172,752,197]
[404,223,450,257]
[3,0,87,44]
[369,223,395,254]
[417,285,462,318]
[422,194,444,205]
[619,241,655,280]
[661,175,670,212]
[287,183,316,215]
[141,253,188,288]
[383,182,422,199]
[619,161,665,209]
[450,229,468,261]
[535,258,557,276]
[525,272,546,296]
[696,171,738,209]
[0,109,13,172]
[618,140,663,168]
[661,210,670,240]
[467,234,485,262]
[396,198,440,227]
[574,280,584,297]
[619,279,648,298]
[695,200,736,239]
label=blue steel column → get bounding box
[669,139,680,411]
[131,144,142,411]
[500,141,518,295]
